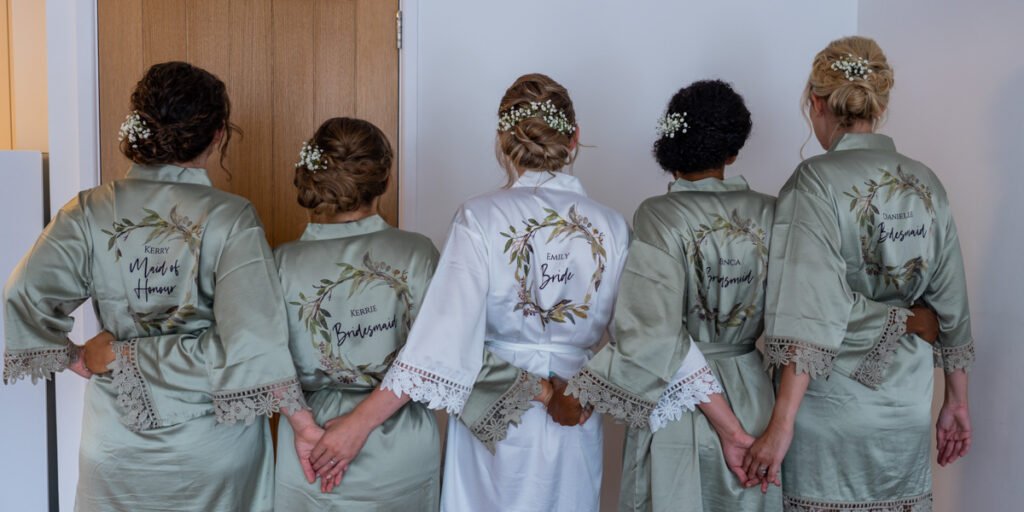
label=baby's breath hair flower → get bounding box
[498,100,576,136]
[118,111,152,148]
[295,141,327,172]
[830,54,873,81]
[656,111,688,138]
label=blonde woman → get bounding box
[745,37,973,511]
[303,74,630,511]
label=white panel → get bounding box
[0,150,49,510]
[859,2,1024,511]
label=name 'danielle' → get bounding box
[130,248,181,301]
[334,315,398,346]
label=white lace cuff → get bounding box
[468,370,542,453]
[381,359,473,414]
[649,365,722,432]
[3,344,81,384]
[213,378,307,425]
[566,367,655,430]
[764,337,838,379]
[109,339,160,432]
[934,341,975,373]
[850,307,911,389]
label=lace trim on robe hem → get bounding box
[213,378,307,425]
[648,365,723,432]
[850,307,911,390]
[468,370,543,454]
[3,345,81,384]
[565,367,654,430]
[783,492,932,511]
[764,337,838,379]
[933,342,975,373]
[380,360,473,415]
[109,339,160,432]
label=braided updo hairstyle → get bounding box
[805,36,894,127]
[496,73,577,185]
[653,80,752,174]
[293,117,392,216]
[120,61,233,167]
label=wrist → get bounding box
[288,409,319,432]
[535,379,554,405]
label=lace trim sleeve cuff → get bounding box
[934,341,975,373]
[850,307,911,389]
[566,367,655,430]
[468,370,543,454]
[380,360,473,414]
[3,344,80,384]
[649,365,722,432]
[109,339,161,431]
[213,377,307,425]
[764,337,838,379]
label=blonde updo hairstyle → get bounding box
[496,73,578,186]
[293,117,392,217]
[804,36,894,128]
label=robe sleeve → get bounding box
[457,350,543,453]
[924,208,974,372]
[205,205,305,424]
[841,293,912,389]
[3,197,91,384]
[381,207,489,414]
[567,204,721,430]
[764,171,851,379]
[106,329,213,431]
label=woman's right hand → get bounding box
[546,376,590,426]
[907,305,940,344]
[743,420,793,493]
[83,331,117,374]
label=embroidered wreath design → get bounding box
[291,252,411,384]
[686,209,768,333]
[500,205,607,328]
[844,165,935,290]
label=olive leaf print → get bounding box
[101,205,205,334]
[500,205,607,328]
[686,209,768,334]
[291,252,413,385]
[844,166,934,291]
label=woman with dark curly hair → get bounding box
[3,62,322,511]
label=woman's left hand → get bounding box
[310,413,374,492]
[83,331,116,374]
[936,401,972,466]
[743,421,792,493]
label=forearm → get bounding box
[348,387,413,431]
[944,369,969,406]
[698,392,744,437]
[768,364,811,428]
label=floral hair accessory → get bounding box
[498,100,575,136]
[295,141,327,172]
[118,111,152,148]
[656,111,688,138]
[831,54,873,81]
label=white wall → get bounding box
[405,1,858,509]
[859,1,1024,510]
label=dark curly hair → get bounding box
[120,61,234,168]
[653,80,751,174]
[294,117,392,216]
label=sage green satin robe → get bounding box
[571,176,781,512]
[764,134,974,512]
[3,164,304,512]
[273,216,442,511]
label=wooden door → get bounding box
[97,0,400,246]
[0,0,12,150]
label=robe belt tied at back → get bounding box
[691,340,756,360]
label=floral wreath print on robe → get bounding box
[500,204,607,329]
[101,205,206,333]
[686,209,768,336]
[844,165,935,291]
[292,252,413,385]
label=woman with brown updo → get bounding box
[745,36,974,510]
[303,73,631,511]
[272,117,442,510]
[3,62,321,511]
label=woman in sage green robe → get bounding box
[3,63,309,512]
[747,37,973,512]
